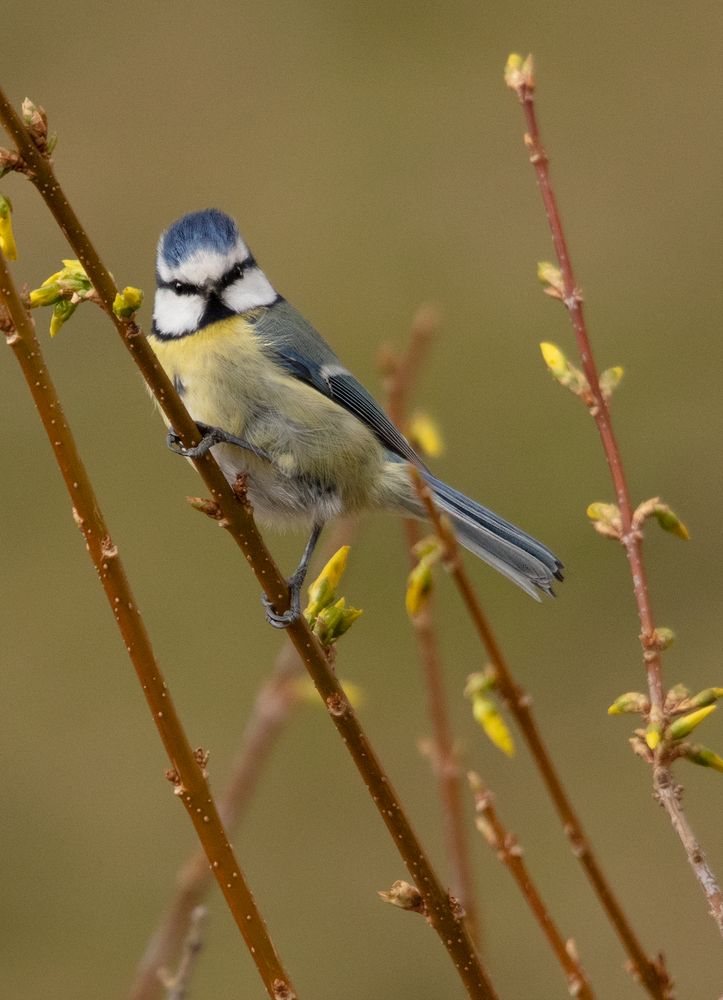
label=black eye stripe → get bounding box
[157,278,202,296]
[218,255,257,290]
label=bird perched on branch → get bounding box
[150,209,562,626]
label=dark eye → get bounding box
[174,280,185,292]
[233,262,245,280]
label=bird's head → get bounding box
[152,209,278,338]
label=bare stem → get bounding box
[0,87,496,999]
[158,906,207,1000]
[380,310,481,944]
[408,469,673,998]
[469,773,595,1000]
[0,252,297,1000]
[508,61,723,939]
[130,521,357,1000]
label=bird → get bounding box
[149,208,563,627]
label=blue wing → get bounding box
[253,301,424,466]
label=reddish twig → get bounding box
[469,772,595,1000]
[507,55,722,938]
[380,308,480,944]
[0,251,297,1000]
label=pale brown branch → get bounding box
[508,57,722,940]
[158,906,207,1000]
[130,521,357,1000]
[0,87,496,999]
[380,309,480,944]
[0,252,297,1000]
[469,772,595,1000]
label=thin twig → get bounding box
[130,521,357,1000]
[380,307,480,944]
[408,468,673,998]
[158,906,207,1000]
[0,88,496,999]
[469,772,594,1000]
[507,58,723,938]
[0,252,297,1000]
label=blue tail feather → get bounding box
[422,472,563,599]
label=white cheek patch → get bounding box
[222,267,277,312]
[153,288,206,336]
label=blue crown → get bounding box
[160,209,239,266]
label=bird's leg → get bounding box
[166,422,272,463]
[263,522,324,629]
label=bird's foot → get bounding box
[166,423,272,462]
[261,577,303,629]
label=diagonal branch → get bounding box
[0,86,496,999]
[407,468,673,998]
[380,309,480,944]
[0,250,297,1000]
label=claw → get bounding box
[261,588,302,629]
[166,422,272,462]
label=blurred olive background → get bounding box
[2,2,722,998]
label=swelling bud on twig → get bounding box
[586,501,622,540]
[405,535,442,618]
[21,98,56,155]
[504,53,535,93]
[684,687,723,710]
[540,341,590,398]
[0,193,17,260]
[607,692,650,716]
[632,497,690,540]
[378,880,426,915]
[311,597,362,646]
[666,704,716,742]
[537,260,565,299]
[465,671,515,757]
[112,285,143,318]
[598,366,624,400]
[29,259,96,335]
[408,410,444,458]
[683,745,723,774]
[304,545,350,620]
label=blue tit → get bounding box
[150,209,563,626]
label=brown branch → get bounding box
[469,773,595,1000]
[0,252,297,1000]
[408,468,673,998]
[380,308,480,945]
[0,88,496,999]
[507,57,723,938]
[129,521,357,1000]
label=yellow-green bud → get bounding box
[651,627,676,651]
[49,299,77,337]
[537,262,564,298]
[464,670,495,699]
[686,687,723,709]
[645,721,662,750]
[504,53,525,89]
[667,704,716,742]
[304,546,350,620]
[598,366,624,399]
[472,694,515,757]
[607,692,649,716]
[312,597,362,645]
[112,285,144,318]
[408,410,444,458]
[683,744,723,773]
[652,503,690,541]
[0,193,17,260]
[405,560,434,618]
[586,502,622,540]
[540,341,590,397]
